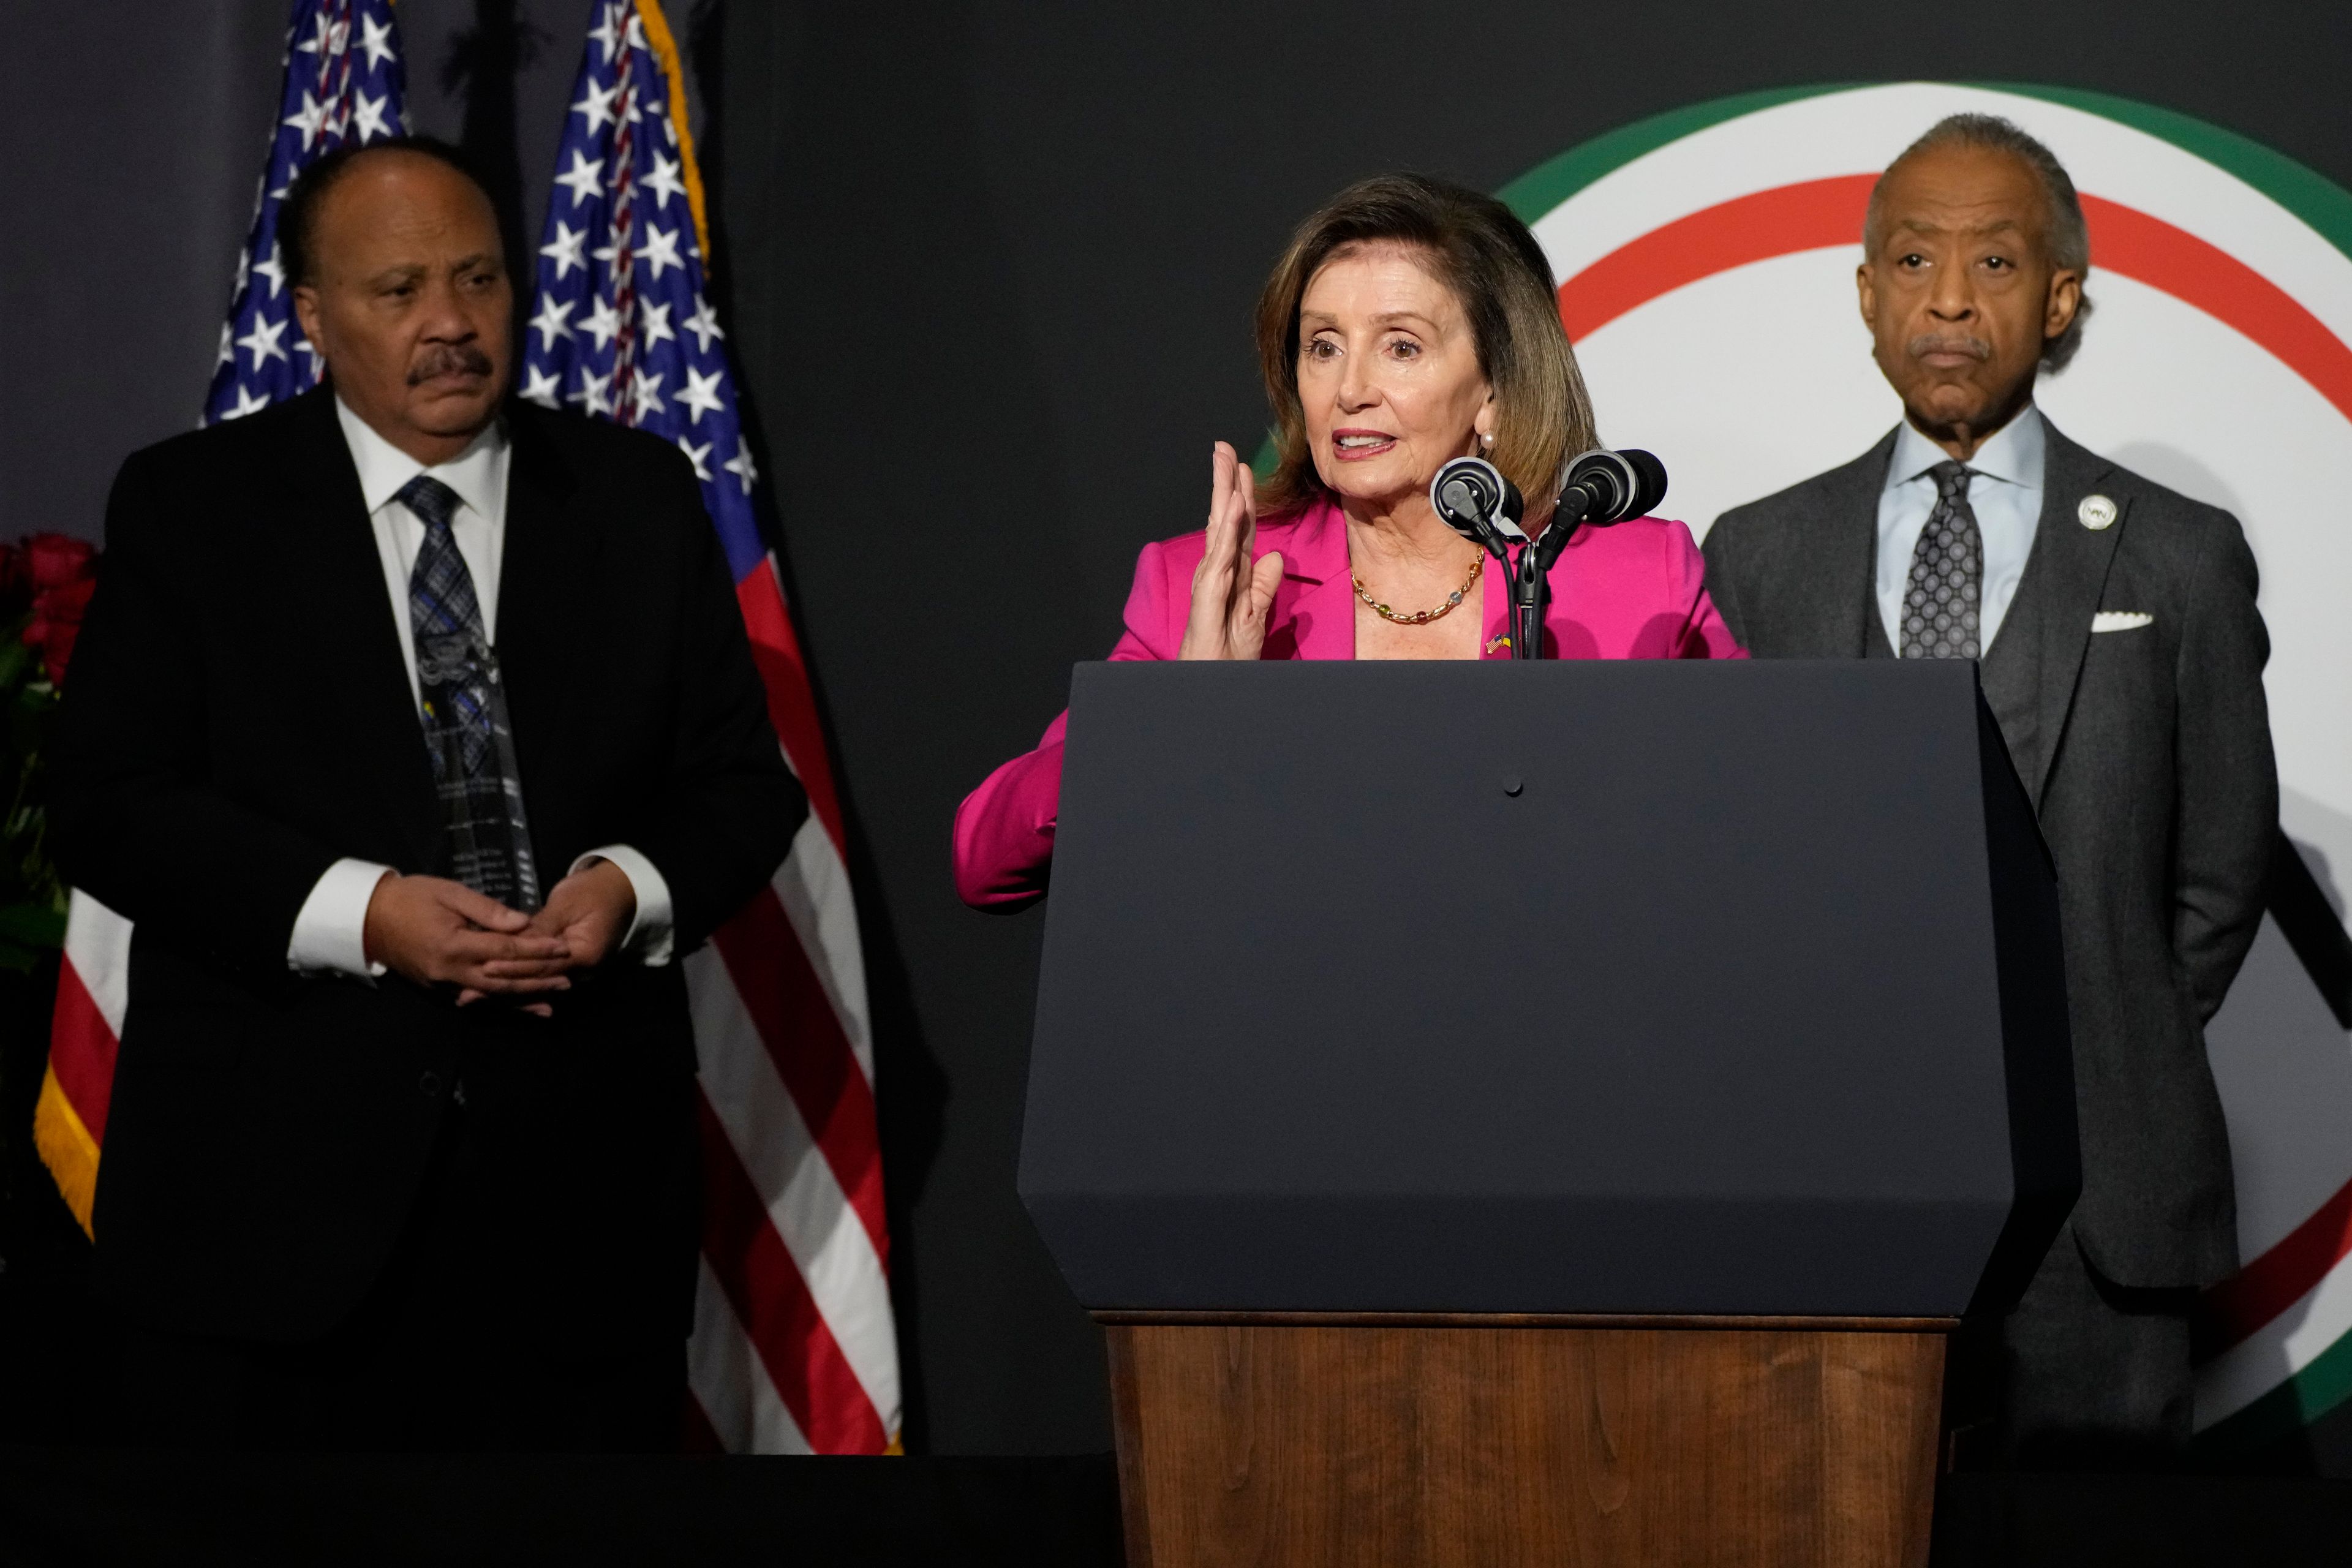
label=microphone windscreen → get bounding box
[1620,449,1669,518]
[1431,458,1518,544]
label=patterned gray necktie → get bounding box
[398,474,541,911]
[1901,460,1983,660]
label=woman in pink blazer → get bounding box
[957,174,1744,909]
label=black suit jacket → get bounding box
[1703,418,2277,1289]
[53,388,804,1343]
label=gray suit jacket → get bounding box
[1704,418,2277,1289]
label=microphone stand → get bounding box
[1509,498,1591,660]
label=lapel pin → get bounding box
[2078,494,2118,530]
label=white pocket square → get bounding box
[2092,611,2153,633]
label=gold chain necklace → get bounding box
[1351,549,1483,625]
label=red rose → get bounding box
[24,574,97,686]
[24,532,96,592]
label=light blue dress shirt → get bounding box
[1876,405,2046,655]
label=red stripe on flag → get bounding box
[710,888,889,1265]
[736,567,848,861]
[48,959,120,1144]
[696,1090,888,1453]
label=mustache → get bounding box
[408,344,496,385]
[1907,333,1991,363]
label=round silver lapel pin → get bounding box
[2078,494,2118,530]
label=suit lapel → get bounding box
[1261,499,1355,660]
[490,406,594,839]
[277,390,442,869]
[2024,421,2125,804]
[1817,430,1898,658]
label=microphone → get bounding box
[1430,456,1526,557]
[1557,447,1668,529]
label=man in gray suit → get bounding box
[1703,115,2277,1466]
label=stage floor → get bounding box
[4,1448,2351,1566]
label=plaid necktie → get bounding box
[1901,460,1983,660]
[398,474,541,911]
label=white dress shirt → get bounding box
[285,400,675,979]
[1876,405,2046,655]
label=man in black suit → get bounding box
[1703,115,2276,1466]
[53,138,801,1450]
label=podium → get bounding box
[1018,661,2078,1567]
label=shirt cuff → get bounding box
[287,858,394,980]
[571,845,674,966]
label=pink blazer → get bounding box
[954,495,1746,908]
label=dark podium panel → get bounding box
[1018,660,2077,1319]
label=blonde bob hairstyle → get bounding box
[1254,173,1598,518]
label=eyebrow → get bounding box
[1300,309,1440,328]
[1898,216,2026,238]
[363,253,498,284]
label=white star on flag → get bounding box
[641,224,684,281]
[284,91,328,151]
[581,296,622,350]
[676,435,713,481]
[215,322,233,367]
[236,313,290,369]
[573,78,620,135]
[574,366,615,418]
[723,440,759,494]
[644,151,687,209]
[553,150,603,208]
[676,366,725,424]
[540,220,589,279]
[352,90,393,142]
[252,243,286,296]
[587,6,622,62]
[581,298,620,350]
[221,385,271,420]
[684,296,725,352]
[631,371,666,418]
[521,366,563,407]
[639,299,676,349]
[358,15,398,70]
[295,11,334,56]
[529,296,576,350]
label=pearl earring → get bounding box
[1480,431,1494,448]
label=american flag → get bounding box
[37,0,410,1241]
[524,0,900,1454]
[206,0,409,420]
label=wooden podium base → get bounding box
[1101,1313,1953,1568]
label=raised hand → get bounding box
[1178,441,1284,661]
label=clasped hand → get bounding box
[1178,442,1284,662]
[361,859,638,1016]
